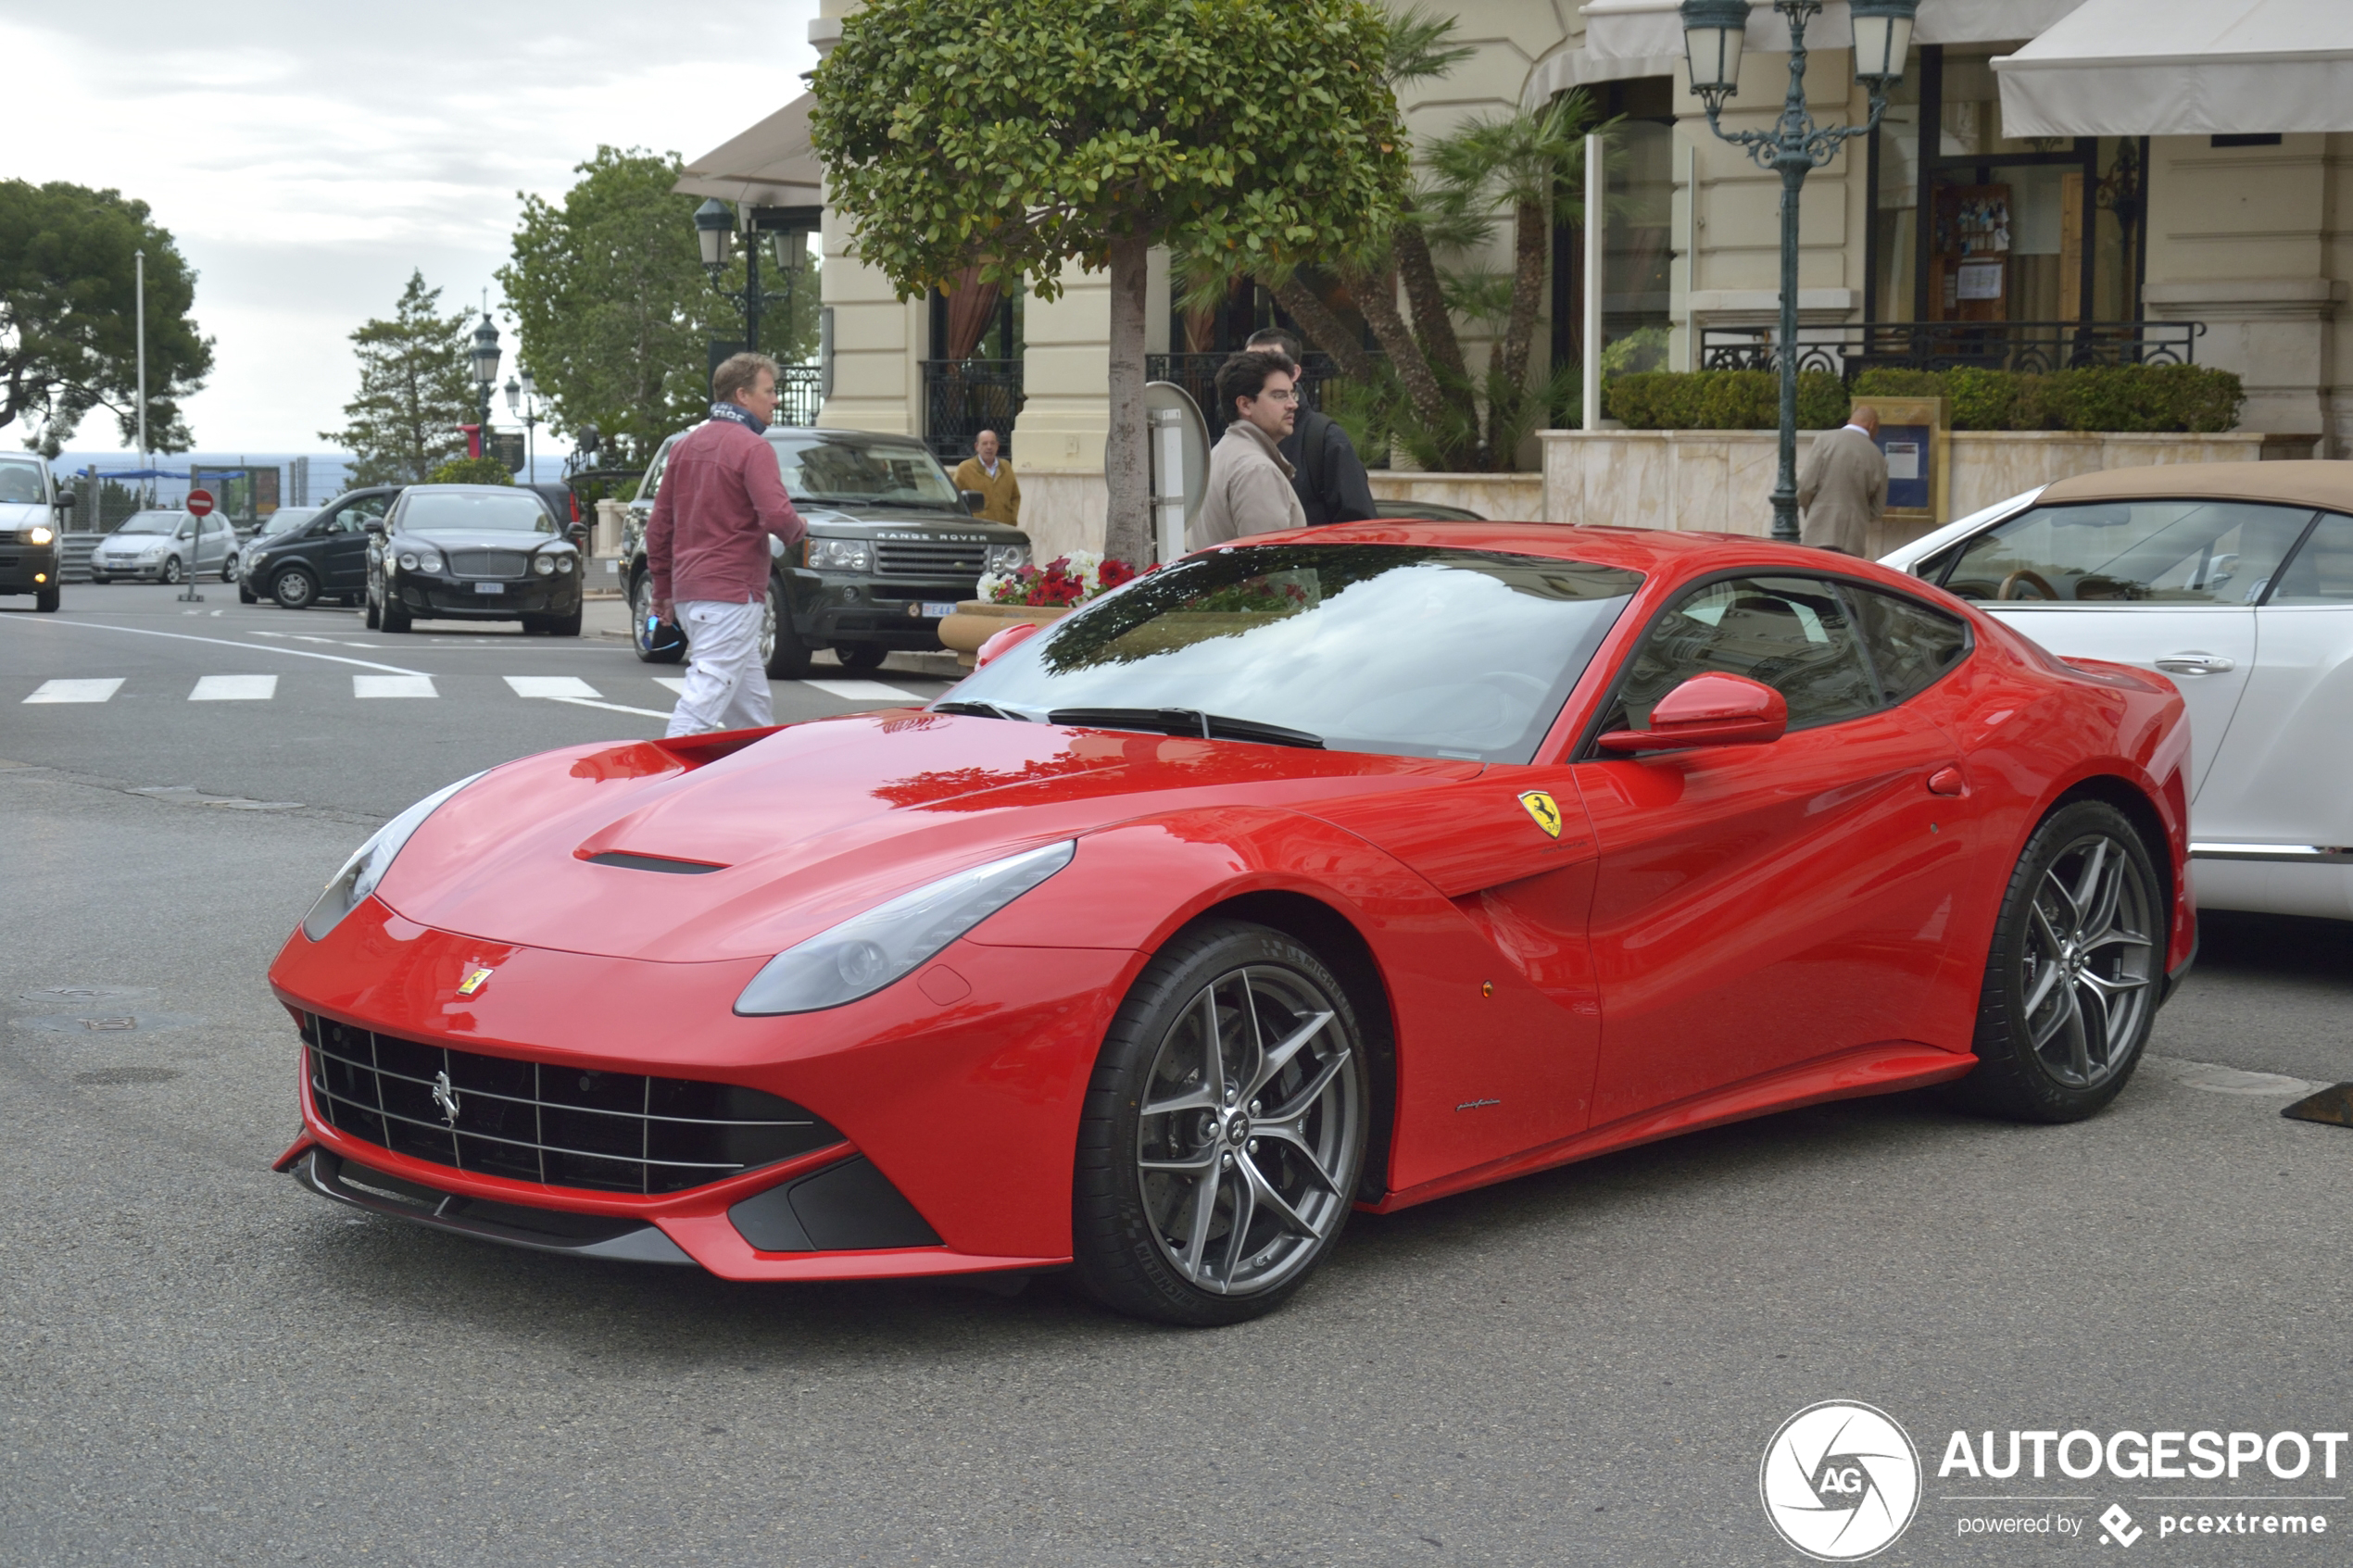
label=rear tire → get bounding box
[836,642,888,671]
[272,567,318,610]
[1944,800,2163,1123]
[1071,920,1368,1325]
[364,594,380,629]
[631,573,684,664]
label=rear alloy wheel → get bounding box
[1946,800,2161,1123]
[1074,921,1368,1325]
[272,567,318,610]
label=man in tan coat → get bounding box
[1189,350,1308,550]
[950,429,1020,525]
[1795,403,1886,555]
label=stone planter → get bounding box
[937,601,1070,669]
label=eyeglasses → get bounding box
[1252,388,1301,405]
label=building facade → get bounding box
[742,0,2350,558]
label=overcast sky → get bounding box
[10,0,822,456]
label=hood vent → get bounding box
[585,851,725,875]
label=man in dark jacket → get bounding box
[1245,328,1377,526]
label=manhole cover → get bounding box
[72,1066,182,1086]
[10,1012,206,1035]
[19,985,159,1007]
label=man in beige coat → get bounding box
[1189,350,1308,550]
[1796,403,1886,555]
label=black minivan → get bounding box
[239,486,403,609]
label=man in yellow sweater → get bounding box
[950,429,1021,526]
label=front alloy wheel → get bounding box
[1075,921,1367,1324]
[1948,800,2161,1122]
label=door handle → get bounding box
[1926,765,1968,797]
[2155,651,2234,675]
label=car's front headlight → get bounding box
[395,546,442,573]
[985,544,1028,573]
[734,840,1076,1015]
[809,537,875,572]
[532,554,556,576]
[28,524,53,546]
[300,772,484,942]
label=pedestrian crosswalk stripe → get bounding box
[24,678,124,705]
[802,678,926,703]
[504,675,601,699]
[190,674,278,702]
[651,677,688,695]
[355,675,436,699]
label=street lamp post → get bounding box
[693,198,800,360]
[504,370,543,483]
[1680,0,1918,543]
[469,314,502,464]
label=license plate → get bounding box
[920,601,956,619]
[473,582,504,595]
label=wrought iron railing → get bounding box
[920,359,1025,463]
[774,365,824,428]
[1698,320,2203,381]
[1145,352,1371,444]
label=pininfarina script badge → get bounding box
[457,967,493,997]
[1518,790,1564,839]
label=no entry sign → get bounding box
[185,488,216,517]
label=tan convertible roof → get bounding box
[2040,459,2353,513]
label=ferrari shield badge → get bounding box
[457,968,494,997]
[1518,790,1564,839]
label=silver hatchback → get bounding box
[90,510,240,584]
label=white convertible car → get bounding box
[1882,461,2351,922]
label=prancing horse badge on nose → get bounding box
[1518,790,1563,839]
[458,968,493,997]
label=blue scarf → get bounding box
[709,400,767,435]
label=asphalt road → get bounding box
[4,583,2350,1566]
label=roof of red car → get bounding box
[1235,520,1881,581]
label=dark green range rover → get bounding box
[621,426,1031,676]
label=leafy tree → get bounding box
[498,147,809,469]
[0,180,212,457]
[812,0,1408,565]
[322,271,478,485]
[425,455,514,484]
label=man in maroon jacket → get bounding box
[648,353,807,736]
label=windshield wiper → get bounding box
[931,700,1031,721]
[1046,708,1324,749]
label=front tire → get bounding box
[220,553,238,583]
[1945,800,2162,1123]
[364,592,380,629]
[380,594,412,633]
[1072,920,1369,1325]
[272,567,318,610]
[161,556,183,585]
[35,584,59,612]
[238,583,258,605]
[761,575,812,679]
[836,642,888,671]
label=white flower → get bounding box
[975,570,1013,603]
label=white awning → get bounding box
[1580,0,2087,64]
[675,94,823,209]
[1994,0,2353,136]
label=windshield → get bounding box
[116,512,186,535]
[949,544,1642,763]
[260,508,320,537]
[1939,498,2319,604]
[0,461,44,504]
[774,433,963,508]
[398,490,554,534]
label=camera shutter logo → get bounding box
[1759,1400,1921,1561]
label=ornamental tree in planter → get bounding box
[811,0,1407,568]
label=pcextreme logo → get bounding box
[1760,1401,1922,1561]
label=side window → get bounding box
[635,442,673,505]
[1939,499,2316,604]
[2266,513,2353,605]
[1602,575,1881,734]
[1847,585,1971,703]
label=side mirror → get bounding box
[362,518,386,535]
[53,491,75,509]
[1597,672,1787,754]
[961,489,988,516]
[567,522,589,546]
[975,618,1044,668]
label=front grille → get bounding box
[302,1014,842,1194]
[875,540,986,579]
[448,549,529,578]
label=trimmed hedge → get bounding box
[1849,363,2243,433]
[1605,370,1849,431]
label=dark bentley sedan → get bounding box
[365,484,586,635]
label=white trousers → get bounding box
[665,599,774,737]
